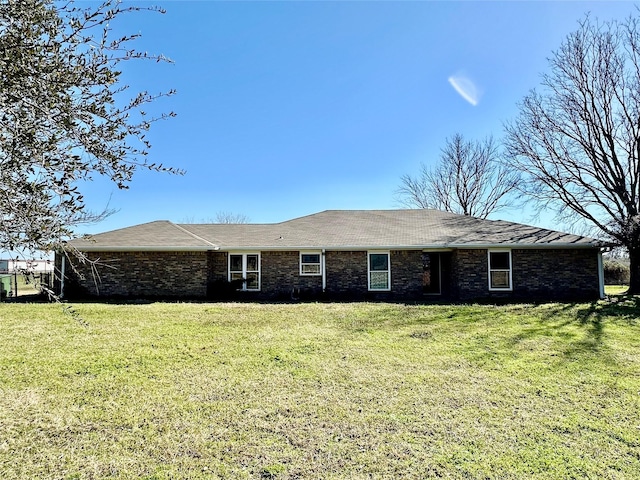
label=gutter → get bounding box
[597,251,605,299]
[203,243,601,252]
[321,248,326,293]
[60,255,65,298]
[72,246,220,252]
[70,242,601,253]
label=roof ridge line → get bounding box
[171,222,218,248]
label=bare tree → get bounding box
[214,211,250,224]
[397,134,519,219]
[0,0,179,256]
[504,14,640,294]
[180,212,250,224]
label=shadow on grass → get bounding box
[513,294,640,359]
[29,292,640,358]
[2,292,50,303]
[594,294,640,321]
[551,294,639,328]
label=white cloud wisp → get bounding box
[448,74,480,106]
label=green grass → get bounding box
[606,284,630,295]
[1,298,639,479]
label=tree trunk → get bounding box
[628,246,640,295]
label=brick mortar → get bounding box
[59,247,600,301]
[452,248,599,300]
[64,251,208,297]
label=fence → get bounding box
[0,272,54,300]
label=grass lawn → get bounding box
[606,284,630,295]
[1,298,639,479]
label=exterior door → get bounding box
[423,252,441,295]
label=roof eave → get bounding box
[70,242,600,252]
[446,242,600,249]
[71,245,219,252]
[218,243,600,250]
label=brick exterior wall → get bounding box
[58,247,600,301]
[511,248,599,300]
[206,250,424,301]
[204,251,324,300]
[62,251,208,298]
[207,251,227,284]
[451,248,600,301]
[325,251,368,298]
[322,250,423,300]
[210,250,424,301]
[450,249,488,300]
[261,251,323,299]
[390,250,424,299]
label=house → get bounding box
[56,209,605,301]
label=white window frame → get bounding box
[300,251,322,276]
[368,251,391,291]
[488,249,512,291]
[228,252,261,291]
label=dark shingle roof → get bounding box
[69,209,601,251]
[69,221,216,251]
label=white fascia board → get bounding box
[214,243,599,251]
[74,242,598,253]
[214,245,430,251]
[447,243,599,249]
[74,246,219,252]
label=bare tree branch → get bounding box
[214,211,250,224]
[504,13,640,293]
[397,134,520,219]
[180,212,251,224]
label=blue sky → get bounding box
[80,0,638,234]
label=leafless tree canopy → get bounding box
[397,134,519,219]
[504,14,640,293]
[214,211,250,224]
[0,0,179,256]
[181,212,250,224]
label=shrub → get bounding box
[206,278,244,300]
[603,260,630,285]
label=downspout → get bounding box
[597,250,605,299]
[60,255,66,299]
[321,249,326,293]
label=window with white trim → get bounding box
[300,252,321,276]
[229,253,260,291]
[488,250,512,290]
[368,252,391,291]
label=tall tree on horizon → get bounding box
[505,14,640,294]
[397,134,519,219]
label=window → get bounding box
[300,252,321,276]
[229,253,260,291]
[368,252,390,291]
[488,250,512,290]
